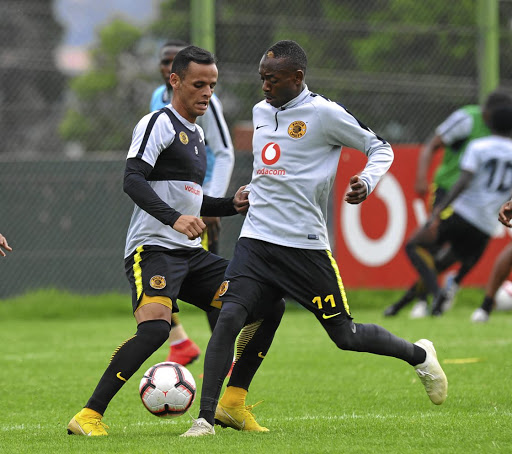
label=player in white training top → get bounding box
[384,90,512,318]
[405,102,512,319]
[183,40,448,438]
[150,39,236,365]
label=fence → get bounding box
[2,1,512,297]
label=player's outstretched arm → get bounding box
[0,233,12,257]
[344,175,368,205]
[498,201,512,228]
[201,185,250,217]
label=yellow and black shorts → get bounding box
[221,237,352,326]
[124,245,228,314]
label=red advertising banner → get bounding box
[334,145,512,288]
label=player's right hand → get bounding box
[0,233,12,257]
[173,215,206,240]
[498,201,512,228]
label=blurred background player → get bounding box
[402,101,512,318]
[0,233,12,257]
[384,90,512,318]
[472,201,512,322]
[150,40,235,365]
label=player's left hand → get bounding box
[233,185,250,215]
[344,175,368,205]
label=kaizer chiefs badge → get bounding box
[218,280,229,296]
[288,120,307,139]
[179,131,189,144]
[150,275,166,289]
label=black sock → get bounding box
[85,319,170,415]
[199,303,247,421]
[481,296,494,313]
[198,409,216,425]
[409,344,427,366]
[227,299,285,390]
[324,320,426,366]
[405,243,439,296]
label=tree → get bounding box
[0,0,66,155]
[58,0,509,150]
[59,19,150,151]
[350,0,476,75]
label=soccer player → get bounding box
[67,46,284,436]
[472,201,512,321]
[473,172,512,322]
[0,233,12,256]
[150,40,236,365]
[182,40,448,437]
[384,90,512,318]
[404,102,512,319]
[472,240,512,323]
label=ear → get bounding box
[294,69,305,85]
[170,73,180,90]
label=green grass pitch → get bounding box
[0,288,511,453]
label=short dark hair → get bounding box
[484,89,512,111]
[489,104,512,135]
[171,45,217,78]
[161,39,189,49]
[265,40,307,74]
[159,40,189,59]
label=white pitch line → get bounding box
[2,411,512,432]
[265,412,512,423]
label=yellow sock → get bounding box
[219,386,247,407]
[80,408,102,419]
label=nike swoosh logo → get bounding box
[351,323,357,333]
[258,352,266,359]
[255,125,268,130]
[116,372,127,382]
[221,407,245,430]
[322,312,341,319]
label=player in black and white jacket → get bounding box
[183,40,448,437]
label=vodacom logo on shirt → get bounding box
[257,142,286,175]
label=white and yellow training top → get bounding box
[241,86,394,250]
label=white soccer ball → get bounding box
[495,280,512,311]
[139,361,196,418]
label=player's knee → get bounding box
[332,334,355,350]
[217,302,247,337]
[137,319,171,347]
[327,322,360,351]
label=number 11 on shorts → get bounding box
[312,294,336,309]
